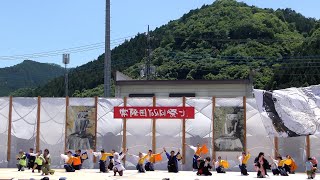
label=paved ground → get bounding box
[0,169,313,180]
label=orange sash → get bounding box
[290,160,297,171]
[153,154,162,162]
[73,156,81,166]
[200,144,209,154]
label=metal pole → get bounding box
[65,63,68,97]
[146,25,151,80]
[104,0,111,97]
[63,54,70,97]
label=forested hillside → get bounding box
[0,60,65,96]
[12,0,320,97]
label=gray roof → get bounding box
[115,79,250,85]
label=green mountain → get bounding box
[0,60,65,96]
[12,0,320,97]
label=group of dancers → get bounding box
[91,147,181,176]
[16,144,318,179]
[191,144,317,179]
[16,148,55,175]
[254,152,317,179]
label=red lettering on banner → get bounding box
[114,107,194,119]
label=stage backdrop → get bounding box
[66,106,96,151]
[214,106,245,151]
[1,84,319,172]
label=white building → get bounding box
[115,72,253,97]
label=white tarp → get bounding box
[254,85,320,137]
[0,85,318,170]
[0,98,9,168]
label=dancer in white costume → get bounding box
[113,149,127,176]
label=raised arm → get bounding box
[175,149,181,157]
[185,144,197,152]
[126,154,139,164]
[92,152,101,157]
[60,154,70,163]
[28,152,38,157]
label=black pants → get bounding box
[239,164,248,175]
[136,164,145,173]
[272,168,280,175]
[193,155,199,169]
[273,167,288,176]
[197,168,212,176]
[284,164,291,172]
[17,164,25,171]
[145,162,154,171]
[34,164,42,172]
[168,163,178,173]
[257,169,268,178]
[216,166,225,173]
[99,160,107,172]
[64,164,75,172]
[108,161,114,170]
[28,160,35,169]
[73,164,81,170]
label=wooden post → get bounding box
[274,137,279,158]
[7,96,13,162]
[212,97,216,161]
[64,96,69,153]
[182,97,186,164]
[306,135,310,158]
[36,96,41,152]
[122,97,127,164]
[243,96,247,152]
[152,96,156,153]
[93,96,98,163]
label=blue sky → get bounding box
[0,0,319,68]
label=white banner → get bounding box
[254,85,320,137]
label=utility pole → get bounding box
[63,54,70,97]
[104,0,111,97]
[146,25,151,80]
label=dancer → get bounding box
[145,149,163,171]
[16,150,27,171]
[26,148,36,170]
[311,157,318,179]
[41,149,55,176]
[215,156,228,173]
[73,149,87,170]
[107,149,116,171]
[197,157,212,176]
[269,155,288,176]
[61,151,75,172]
[113,149,127,176]
[311,157,318,168]
[238,151,250,176]
[164,147,180,173]
[127,152,148,173]
[186,143,202,171]
[284,155,297,174]
[254,152,271,178]
[32,151,44,173]
[306,157,317,179]
[92,149,113,173]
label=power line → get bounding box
[0,35,135,60]
[0,41,122,61]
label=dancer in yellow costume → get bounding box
[215,156,229,173]
[238,151,250,175]
[92,149,113,173]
